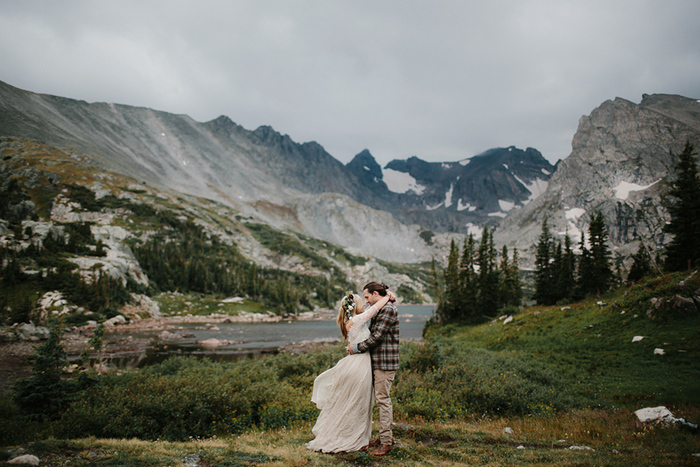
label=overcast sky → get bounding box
[1,1,699,166]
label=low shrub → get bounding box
[395,340,583,420]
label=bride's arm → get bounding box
[347,292,394,330]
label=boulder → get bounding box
[104,315,127,327]
[0,329,18,342]
[18,322,49,341]
[650,295,697,318]
[635,406,676,424]
[8,454,40,465]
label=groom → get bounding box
[347,281,399,456]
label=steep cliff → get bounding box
[495,94,700,267]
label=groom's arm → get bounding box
[351,306,397,354]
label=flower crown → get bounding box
[343,293,356,320]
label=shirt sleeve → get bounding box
[349,304,379,327]
[356,306,397,354]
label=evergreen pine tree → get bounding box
[508,247,523,307]
[13,320,74,420]
[438,239,460,322]
[551,240,564,303]
[576,231,595,299]
[588,211,613,295]
[459,235,478,320]
[429,257,441,305]
[628,242,652,283]
[477,228,499,315]
[558,232,576,302]
[534,218,555,305]
[664,142,700,271]
[498,245,510,308]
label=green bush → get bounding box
[395,340,581,420]
[54,354,327,441]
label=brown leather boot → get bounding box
[371,444,392,456]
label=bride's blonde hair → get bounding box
[336,292,363,341]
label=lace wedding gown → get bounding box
[305,306,378,453]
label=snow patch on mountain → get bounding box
[513,174,549,204]
[613,180,660,200]
[444,184,454,208]
[465,223,483,238]
[566,208,587,220]
[457,199,477,212]
[383,168,426,195]
[498,200,515,211]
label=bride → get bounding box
[306,290,395,453]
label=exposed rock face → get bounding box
[371,146,554,233]
[495,94,700,267]
[0,80,552,262]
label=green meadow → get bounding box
[2,271,699,466]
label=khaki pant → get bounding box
[373,369,396,445]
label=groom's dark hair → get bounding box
[363,281,389,296]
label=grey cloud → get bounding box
[1,0,699,165]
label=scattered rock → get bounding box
[654,348,665,355]
[8,454,40,465]
[104,315,127,327]
[393,422,414,431]
[504,427,514,434]
[569,445,594,451]
[596,301,606,309]
[635,406,698,428]
[503,316,513,325]
[649,295,697,319]
[631,336,644,342]
[182,453,202,467]
[157,331,181,340]
[18,322,49,341]
[0,329,18,342]
[517,445,525,449]
[199,338,226,347]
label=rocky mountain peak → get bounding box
[495,93,700,267]
[346,149,387,189]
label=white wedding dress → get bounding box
[305,305,378,453]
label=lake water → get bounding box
[106,305,436,368]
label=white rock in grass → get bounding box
[631,336,644,342]
[654,348,665,355]
[504,427,514,434]
[635,406,675,424]
[503,316,513,325]
[8,455,40,465]
[569,445,594,451]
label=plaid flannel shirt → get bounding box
[356,302,399,371]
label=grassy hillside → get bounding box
[424,271,700,408]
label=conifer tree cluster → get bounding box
[663,142,700,271]
[533,212,613,305]
[436,227,521,323]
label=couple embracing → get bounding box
[306,281,399,456]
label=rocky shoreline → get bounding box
[0,309,338,391]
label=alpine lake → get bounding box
[98,305,436,369]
